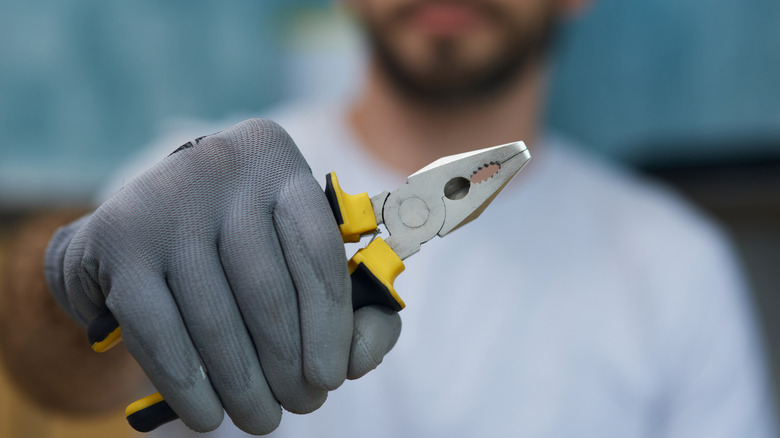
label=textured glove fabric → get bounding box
[44,119,401,434]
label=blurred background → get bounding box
[1,0,779,435]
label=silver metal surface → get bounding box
[375,141,531,260]
[370,191,390,226]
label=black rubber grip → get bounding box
[324,173,344,225]
[127,400,178,433]
[87,311,119,346]
[350,262,403,312]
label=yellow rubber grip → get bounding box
[348,237,406,310]
[90,326,122,353]
[125,391,179,432]
[325,172,378,243]
[88,312,123,352]
[125,392,165,417]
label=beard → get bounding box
[362,0,557,107]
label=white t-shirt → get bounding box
[112,101,776,438]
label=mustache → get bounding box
[388,0,505,27]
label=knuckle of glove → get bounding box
[195,118,310,178]
[61,226,110,322]
[166,118,313,216]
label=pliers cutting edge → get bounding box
[88,141,531,432]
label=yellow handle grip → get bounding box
[87,314,177,432]
[87,312,122,352]
[324,172,378,242]
[349,237,406,311]
[125,392,178,432]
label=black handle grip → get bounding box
[350,262,404,312]
[87,311,121,352]
[126,398,178,433]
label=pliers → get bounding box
[324,141,531,311]
[89,140,531,432]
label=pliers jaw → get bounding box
[438,141,531,235]
[378,141,531,258]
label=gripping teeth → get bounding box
[470,161,501,184]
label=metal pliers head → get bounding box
[373,141,530,259]
[325,141,531,311]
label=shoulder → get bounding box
[541,133,747,326]
[531,133,744,317]
[542,133,729,255]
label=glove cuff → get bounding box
[44,213,92,326]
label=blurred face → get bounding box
[349,0,562,105]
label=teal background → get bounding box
[1,0,779,206]
[549,0,780,163]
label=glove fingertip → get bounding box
[305,360,347,391]
[182,406,224,433]
[230,402,283,436]
[346,336,380,380]
[347,306,402,380]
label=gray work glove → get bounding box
[44,119,402,434]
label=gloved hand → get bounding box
[44,119,402,434]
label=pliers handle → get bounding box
[324,172,406,312]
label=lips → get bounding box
[410,2,482,36]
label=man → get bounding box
[1,0,776,437]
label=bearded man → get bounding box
[2,1,776,437]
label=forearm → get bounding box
[0,210,147,415]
